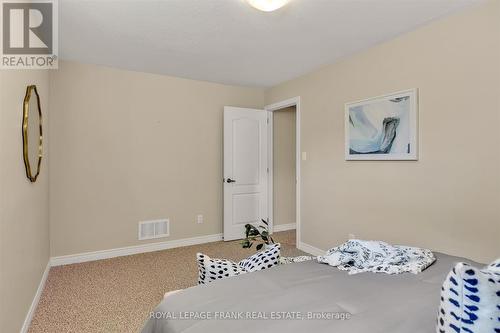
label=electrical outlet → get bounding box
[348,233,356,240]
[197,215,203,224]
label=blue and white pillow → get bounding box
[239,243,280,272]
[197,243,281,284]
[437,258,500,333]
[196,253,244,285]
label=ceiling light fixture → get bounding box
[247,0,289,12]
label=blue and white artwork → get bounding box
[345,89,418,160]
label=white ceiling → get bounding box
[60,0,482,87]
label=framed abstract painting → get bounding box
[345,89,418,160]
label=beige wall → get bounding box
[266,0,500,263]
[49,61,265,256]
[0,70,50,332]
[273,106,296,226]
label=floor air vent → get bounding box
[138,219,170,240]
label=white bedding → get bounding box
[317,239,436,274]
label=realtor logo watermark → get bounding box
[1,0,58,69]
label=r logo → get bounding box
[2,2,53,54]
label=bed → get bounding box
[142,252,479,333]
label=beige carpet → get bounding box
[29,230,305,333]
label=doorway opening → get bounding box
[265,97,301,247]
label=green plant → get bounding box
[241,219,275,251]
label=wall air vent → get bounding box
[138,219,170,240]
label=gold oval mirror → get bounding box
[22,85,43,183]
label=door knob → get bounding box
[226,178,236,183]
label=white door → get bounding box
[223,107,268,241]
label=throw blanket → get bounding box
[317,240,435,274]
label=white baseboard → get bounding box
[21,262,50,333]
[298,241,324,256]
[50,233,223,266]
[273,223,296,232]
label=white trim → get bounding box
[267,110,274,231]
[265,96,301,246]
[50,233,223,266]
[273,223,296,232]
[21,262,50,333]
[298,241,324,257]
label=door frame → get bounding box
[264,97,301,245]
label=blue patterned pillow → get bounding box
[437,258,500,333]
[197,243,281,284]
[239,243,280,272]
